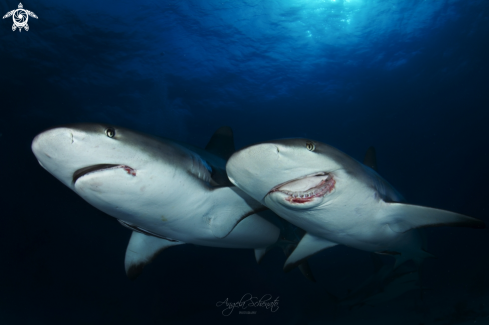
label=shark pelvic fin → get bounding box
[363,146,378,172]
[280,244,316,282]
[208,187,267,238]
[125,231,184,280]
[255,247,271,264]
[284,233,337,273]
[205,126,235,160]
[384,202,486,233]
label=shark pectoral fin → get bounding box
[384,203,486,233]
[208,187,267,238]
[284,234,337,273]
[125,231,184,280]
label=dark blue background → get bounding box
[1,0,488,324]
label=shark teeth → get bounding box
[269,172,335,203]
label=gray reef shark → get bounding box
[32,124,304,279]
[226,139,485,272]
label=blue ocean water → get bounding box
[1,0,489,324]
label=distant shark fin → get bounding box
[205,126,235,160]
[384,202,486,233]
[125,231,184,280]
[363,146,378,172]
[284,233,337,273]
[208,187,267,238]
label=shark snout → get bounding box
[227,143,284,201]
[227,143,280,178]
[32,127,75,160]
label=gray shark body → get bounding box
[226,138,485,271]
[32,124,285,279]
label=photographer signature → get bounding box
[216,293,279,316]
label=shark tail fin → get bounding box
[383,202,485,233]
[205,126,235,160]
[125,231,184,280]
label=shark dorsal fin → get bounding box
[205,126,235,160]
[363,146,378,172]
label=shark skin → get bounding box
[32,124,283,279]
[226,138,486,272]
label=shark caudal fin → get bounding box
[383,203,486,233]
[125,231,184,280]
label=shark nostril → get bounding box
[276,146,280,153]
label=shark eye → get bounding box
[105,128,116,138]
[306,141,315,152]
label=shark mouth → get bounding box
[268,172,335,204]
[72,164,136,184]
